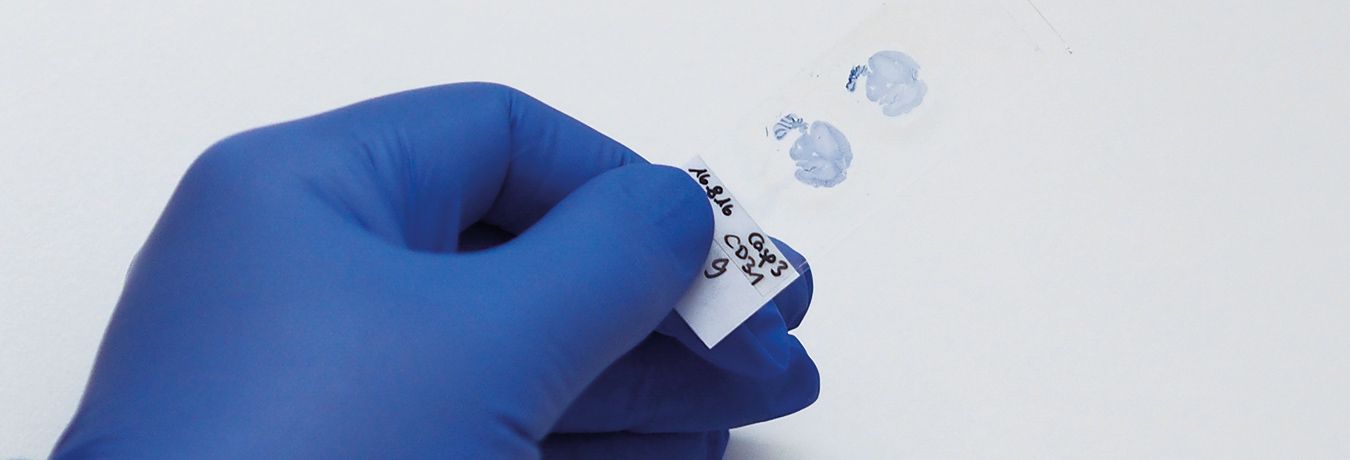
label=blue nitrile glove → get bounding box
[53,83,818,459]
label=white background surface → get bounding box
[3,1,1348,458]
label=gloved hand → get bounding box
[52,83,818,459]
